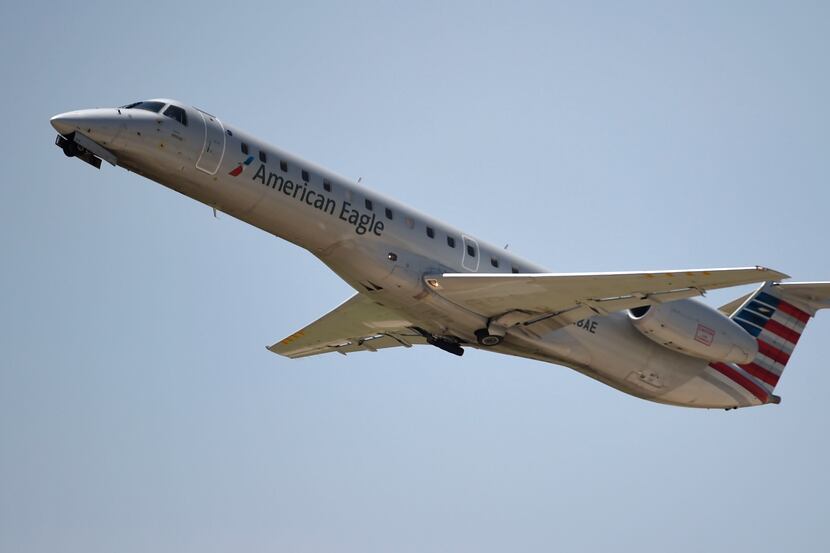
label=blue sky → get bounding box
[2,2,829,551]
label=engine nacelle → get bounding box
[628,299,758,364]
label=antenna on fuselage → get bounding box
[357,177,363,184]
[504,244,509,250]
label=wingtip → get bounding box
[757,266,790,281]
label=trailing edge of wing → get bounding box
[268,293,426,359]
[424,266,788,329]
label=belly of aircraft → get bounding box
[498,313,757,409]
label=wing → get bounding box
[268,293,427,359]
[425,266,788,331]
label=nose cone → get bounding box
[50,110,88,135]
[50,108,123,147]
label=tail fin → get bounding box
[716,282,830,404]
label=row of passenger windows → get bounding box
[237,140,522,273]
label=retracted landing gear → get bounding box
[474,328,503,346]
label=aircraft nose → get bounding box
[50,108,123,148]
[50,111,86,135]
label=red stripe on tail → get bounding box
[764,319,802,344]
[710,363,769,403]
[777,301,810,323]
[757,340,790,365]
[738,362,780,387]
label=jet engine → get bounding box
[628,299,757,364]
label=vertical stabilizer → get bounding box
[716,281,830,404]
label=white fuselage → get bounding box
[51,99,762,409]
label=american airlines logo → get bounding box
[250,164,385,237]
[229,155,254,177]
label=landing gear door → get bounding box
[196,110,225,175]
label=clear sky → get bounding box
[2,1,829,551]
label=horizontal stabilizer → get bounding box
[719,292,754,316]
[771,282,830,314]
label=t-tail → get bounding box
[713,282,830,405]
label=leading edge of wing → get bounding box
[430,266,788,291]
[433,265,787,283]
[424,266,789,320]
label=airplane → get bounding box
[50,98,830,410]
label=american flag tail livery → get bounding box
[711,282,830,405]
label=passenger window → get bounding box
[385,208,393,220]
[426,227,435,238]
[301,170,309,182]
[259,151,267,163]
[323,179,331,192]
[162,105,187,126]
[511,266,519,274]
[466,244,476,257]
[491,257,499,268]
[365,199,373,211]
[447,236,455,248]
[241,142,249,155]
[280,160,288,172]
[405,217,415,229]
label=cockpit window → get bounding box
[121,101,165,113]
[163,104,188,126]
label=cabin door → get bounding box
[195,111,226,175]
